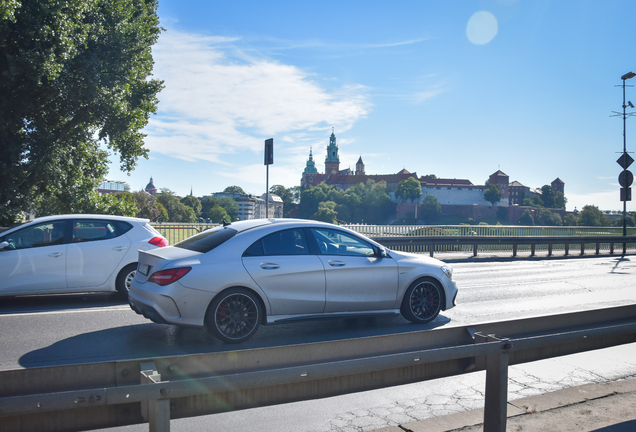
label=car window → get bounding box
[1,221,68,250]
[311,228,375,257]
[243,228,309,257]
[175,226,237,253]
[72,220,125,242]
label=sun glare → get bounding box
[466,11,498,45]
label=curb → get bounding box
[373,378,636,432]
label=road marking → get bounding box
[0,305,131,317]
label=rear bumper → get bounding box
[129,297,169,325]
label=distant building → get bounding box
[98,180,128,195]
[145,177,157,196]
[211,192,284,220]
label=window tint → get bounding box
[243,228,309,257]
[1,221,67,250]
[73,220,123,243]
[311,228,375,257]
[175,227,237,253]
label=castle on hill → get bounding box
[301,129,565,219]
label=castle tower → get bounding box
[551,178,564,194]
[355,156,365,176]
[301,147,319,187]
[325,127,340,176]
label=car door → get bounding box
[242,228,326,316]
[0,220,69,295]
[66,219,132,289]
[311,228,399,313]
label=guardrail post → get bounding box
[548,244,553,256]
[429,244,435,258]
[565,244,570,256]
[140,362,171,432]
[512,244,517,257]
[473,244,478,257]
[610,243,615,255]
[530,244,535,257]
[596,243,600,255]
[580,243,585,256]
[475,334,512,432]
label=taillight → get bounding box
[148,267,192,286]
[149,236,169,247]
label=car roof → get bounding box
[1,214,150,235]
[226,218,338,234]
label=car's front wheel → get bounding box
[206,288,262,343]
[116,263,137,298]
[400,278,443,324]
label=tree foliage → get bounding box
[484,185,501,206]
[223,185,246,195]
[395,177,422,202]
[420,195,441,223]
[201,196,238,221]
[519,209,534,226]
[155,189,196,223]
[0,0,163,224]
[270,184,300,217]
[535,208,562,226]
[578,205,611,226]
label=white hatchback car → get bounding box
[129,219,458,343]
[0,214,168,298]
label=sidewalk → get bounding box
[375,378,636,432]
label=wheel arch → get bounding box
[204,286,269,328]
[402,275,447,312]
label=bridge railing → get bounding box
[1,304,636,432]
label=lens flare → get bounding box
[467,11,498,45]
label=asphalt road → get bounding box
[1,255,635,432]
[0,255,634,371]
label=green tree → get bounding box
[207,205,230,223]
[535,208,562,226]
[554,192,567,209]
[133,191,163,222]
[200,196,238,221]
[519,210,535,226]
[395,177,423,202]
[613,213,636,227]
[420,195,441,223]
[564,214,579,226]
[541,185,555,208]
[269,185,300,217]
[314,201,338,223]
[181,195,202,218]
[484,185,501,206]
[0,0,163,224]
[299,186,328,219]
[156,189,196,222]
[578,205,611,226]
[223,185,246,195]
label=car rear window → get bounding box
[174,227,237,253]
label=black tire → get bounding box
[400,278,443,324]
[116,263,137,298]
[206,288,262,343]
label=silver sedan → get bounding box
[129,219,458,343]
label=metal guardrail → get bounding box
[372,235,636,257]
[1,304,636,432]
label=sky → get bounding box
[105,0,636,212]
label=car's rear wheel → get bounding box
[400,278,443,324]
[116,263,137,298]
[206,288,262,343]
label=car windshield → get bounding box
[174,226,237,253]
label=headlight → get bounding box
[441,265,453,280]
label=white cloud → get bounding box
[145,29,371,163]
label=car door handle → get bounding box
[48,252,63,258]
[112,246,128,251]
[260,263,280,270]
[328,260,346,267]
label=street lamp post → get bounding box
[619,72,635,254]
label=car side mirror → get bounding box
[0,241,9,251]
[376,247,387,258]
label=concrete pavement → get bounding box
[374,378,636,432]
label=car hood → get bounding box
[388,249,446,266]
